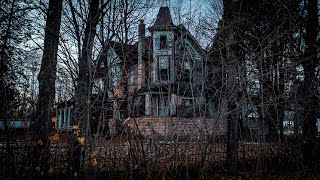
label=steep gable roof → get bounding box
[96,41,138,67]
[175,25,205,57]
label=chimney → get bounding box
[137,20,145,89]
[138,20,145,54]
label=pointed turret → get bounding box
[149,6,176,31]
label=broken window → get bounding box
[157,95,170,117]
[56,107,71,129]
[208,101,217,117]
[99,60,105,68]
[159,56,169,81]
[181,97,195,107]
[92,78,104,94]
[133,96,145,117]
[182,98,191,106]
[159,35,167,49]
[129,65,136,84]
[183,60,192,81]
[178,97,197,117]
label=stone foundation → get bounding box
[122,116,227,140]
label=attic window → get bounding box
[184,60,192,70]
[159,35,167,49]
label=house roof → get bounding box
[96,40,138,67]
[175,24,206,57]
[96,7,205,69]
[149,6,176,31]
[109,41,138,65]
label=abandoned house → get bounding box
[55,6,226,139]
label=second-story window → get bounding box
[92,78,104,94]
[159,34,167,49]
[183,60,192,81]
[129,65,136,84]
[99,60,105,68]
[159,56,169,81]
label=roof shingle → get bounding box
[150,7,175,30]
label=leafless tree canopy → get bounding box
[0,0,319,178]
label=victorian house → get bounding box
[103,7,226,138]
[56,7,226,139]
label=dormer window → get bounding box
[159,35,167,49]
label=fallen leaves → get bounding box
[114,88,120,97]
[12,112,19,118]
[77,137,85,145]
[72,124,79,129]
[32,140,43,146]
[22,120,27,128]
[49,133,59,142]
[51,117,57,123]
[91,158,97,166]
[91,151,98,166]
[73,129,81,136]
[124,139,130,155]
[124,75,129,81]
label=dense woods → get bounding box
[0,0,319,178]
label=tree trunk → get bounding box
[223,0,240,174]
[0,0,18,176]
[34,0,63,174]
[75,0,99,133]
[301,0,318,161]
[225,27,240,174]
[73,0,100,175]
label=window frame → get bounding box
[159,34,167,50]
[183,59,193,81]
[158,56,170,81]
[157,95,170,117]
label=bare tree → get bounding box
[222,0,240,173]
[34,0,63,174]
[301,0,319,161]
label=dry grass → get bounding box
[0,133,287,176]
